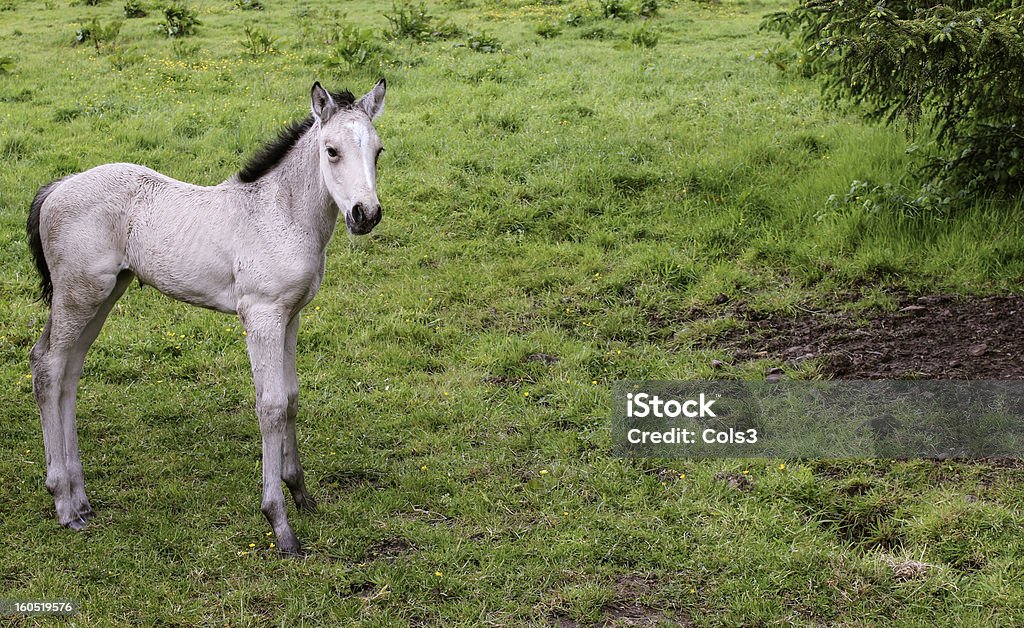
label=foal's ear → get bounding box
[310,81,337,123]
[357,78,386,121]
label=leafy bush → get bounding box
[327,23,389,70]
[123,0,146,17]
[158,3,200,38]
[598,0,633,20]
[593,0,661,21]
[75,17,123,50]
[637,0,659,17]
[536,21,562,39]
[0,54,13,75]
[564,12,586,26]
[236,0,263,10]
[241,23,277,56]
[466,31,501,53]
[384,1,461,41]
[763,1,1024,197]
[628,22,658,48]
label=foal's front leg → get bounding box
[242,304,301,556]
[282,312,316,512]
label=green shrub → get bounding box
[241,23,277,56]
[158,3,200,38]
[0,54,13,75]
[564,12,586,26]
[536,21,562,39]
[466,31,501,53]
[598,0,633,20]
[75,17,123,50]
[637,0,658,17]
[235,0,263,10]
[123,0,146,17]
[327,23,388,70]
[628,22,658,48]
[763,1,1024,197]
[384,1,461,41]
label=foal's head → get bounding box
[311,79,386,236]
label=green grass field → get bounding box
[2,0,1024,624]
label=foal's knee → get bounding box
[256,393,289,429]
[29,350,56,399]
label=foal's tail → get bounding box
[27,178,66,306]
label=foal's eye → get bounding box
[326,147,339,159]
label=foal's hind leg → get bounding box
[282,313,316,512]
[31,268,129,529]
[60,270,134,522]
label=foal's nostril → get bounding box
[351,203,365,225]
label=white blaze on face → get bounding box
[319,113,381,222]
[346,118,378,198]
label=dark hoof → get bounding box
[277,542,303,558]
[66,516,88,531]
[276,530,302,557]
[296,496,318,513]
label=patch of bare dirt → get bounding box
[714,471,753,492]
[880,555,935,581]
[550,575,693,627]
[712,294,1024,379]
[368,536,415,560]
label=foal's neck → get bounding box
[265,125,339,254]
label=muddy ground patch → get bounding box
[707,294,1023,379]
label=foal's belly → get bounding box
[128,231,240,314]
[135,260,239,314]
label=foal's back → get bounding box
[41,162,244,313]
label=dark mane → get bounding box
[236,90,356,183]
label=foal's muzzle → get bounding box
[347,202,382,235]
